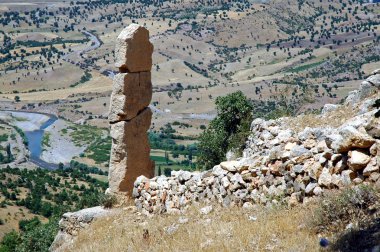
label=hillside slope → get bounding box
[51,70,380,251]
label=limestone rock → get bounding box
[212,165,228,177]
[200,206,213,215]
[332,126,375,153]
[348,150,371,171]
[50,207,113,252]
[115,24,153,72]
[220,161,240,172]
[322,104,339,115]
[109,108,154,193]
[318,168,332,188]
[305,182,317,195]
[365,117,380,139]
[341,170,356,186]
[363,158,379,176]
[358,81,377,99]
[313,186,323,196]
[108,25,154,197]
[109,72,152,122]
[367,74,380,87]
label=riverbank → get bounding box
[41,119,86,164]
[0,110,85,169]
[0,111,51,131]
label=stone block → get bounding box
[109,108,154,193]
[109,72,152,122]
[115,24,153,72]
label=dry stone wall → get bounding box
[133,71,380,214]
[108,24,154,195]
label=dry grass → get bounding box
[68,203,319,252]
[286,105,359,133]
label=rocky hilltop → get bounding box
[50,70,380,251]
[132,70,380,213]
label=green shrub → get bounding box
[197,91,253,170]
[15,219,59,252]
[0,231,20,252]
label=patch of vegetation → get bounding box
[0,164,107,252]
[100,194,117,209]
[198,91,253,170]
[312,185,380,251]
[13,126,28,146]
[286,60,324,73]
[0,144,14,164]
[13,38,90,49]
[70,70,92,88]
[0,134,8,143]
[252,99,295,120]
[149,132,198,157]
[85,136,112,164]
[68,124,103,146]
[0,218,58,252]
[42,132,51,148]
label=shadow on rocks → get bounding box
[330,218,380,252]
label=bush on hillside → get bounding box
[198,91,253,170]
[0,219,58,252]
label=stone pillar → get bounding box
[108,24,154,195]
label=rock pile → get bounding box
[108,24,154,195]
[50,207,114,251]
[133,71,380,214]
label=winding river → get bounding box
[24,114,58,170]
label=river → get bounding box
[24,114,59,170]
[0,110,59,170]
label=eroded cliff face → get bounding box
[108,24,154,196]
[132,71,380,214]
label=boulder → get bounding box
[358,81,377,100]
[365,117,380,139]
[341,170,356,186]
[50,207,114,251]
[220,161,240,172]
[212,165,228,177]
[363,158,379,177]
[318,168,332,188]
[200,206,213,215]
[305,183,317,195]
[348,150,371,171]
[367,74,380,87]
[331,126,375,153]
[305,161,323,180]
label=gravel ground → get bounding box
[41,119,86,164]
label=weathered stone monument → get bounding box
[108,24,154,195]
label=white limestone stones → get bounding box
[108,24,154,195]
[115,24,154,73]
